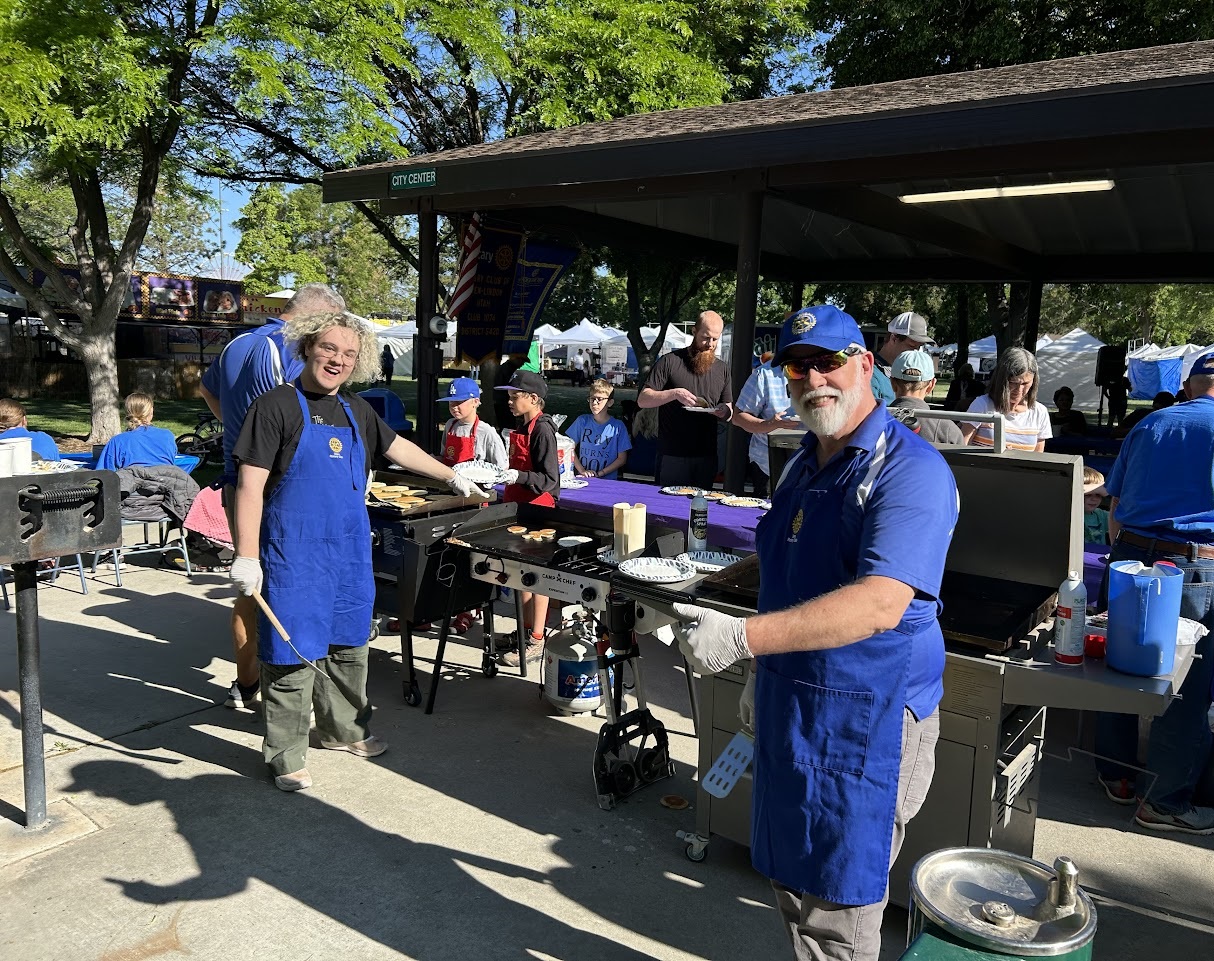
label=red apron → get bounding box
[441,417,479,466]
[505,416,556,507]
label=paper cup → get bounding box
[0,443,13,478]
[0,436,32,476]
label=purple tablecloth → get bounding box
[1083,543,1109,605]
[551,477,765,552]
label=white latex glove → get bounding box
[501,469,520,485]
[672,602,751,675]
[230,556,263,597]
[448,473,491,500]
[738,667,756,736]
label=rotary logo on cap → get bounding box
[791,314,817,335]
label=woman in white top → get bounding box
[961,347,1052,452]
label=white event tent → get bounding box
[1128,342,1213,398]
[1033,328,1106,410]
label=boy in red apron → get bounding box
[440,377,508,633]
[495,370,560,666]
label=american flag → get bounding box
[447,212,482,319]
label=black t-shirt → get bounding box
[646,348,732,457]
[234,383,398,490]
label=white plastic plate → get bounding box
[660,486,703,497]
[452,460,505,486]
[617,556,697,584]
[720,496,771,509]
[678,551,738,573]
[560,477,589,489]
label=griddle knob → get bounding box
[521,572,538,588]
[474,561,491,575]
[581,587,597,603]
[369,530,380,547]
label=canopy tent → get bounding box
[536,317,607,348]
[532,323,563,342]
[1033,328,1106,410]
[377,322,417,377]
[967,333,1053,361]
[1129,343,1212,398]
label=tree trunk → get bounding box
[1007,283,1031,351]
[986,283,1010,358]
[78,331,122,443]
[954,285,971,372]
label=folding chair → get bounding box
[97,515,192,587]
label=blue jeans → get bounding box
[1094,540,1214,813]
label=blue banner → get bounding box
[502,239,579,355]
[455,223,525,364]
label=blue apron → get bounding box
[752,438,914,907]
[258,387,374,665]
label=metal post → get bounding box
[415,211,440,454]
[14,561,47,829]
[724,191,764,495]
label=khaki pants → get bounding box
[261,644,373,776]
[772,707,940,961]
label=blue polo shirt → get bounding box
[764,407,959,719]
[0,426,60,462]
[95,425,177,471]
[565,414,632,479]
[1106,396,1214,543]
[201,318,303,477]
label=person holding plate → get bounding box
[638,310,732,489]
[670,304,958,961]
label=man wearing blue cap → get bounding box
[671,304,959,961]
[1094,349,1214,834]
[440,377,508,469]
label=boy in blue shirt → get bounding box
[565,379,631,480]
[0,398,61,461]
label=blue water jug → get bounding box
[1106,560,1183,677]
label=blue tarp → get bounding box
[1129,357,1182,400]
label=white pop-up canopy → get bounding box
[537,317,608,348]
[1034,328,1106,410]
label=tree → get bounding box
[0,2,222,440]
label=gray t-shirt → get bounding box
[889,396,965,446]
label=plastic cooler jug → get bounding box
[1106,560,1183,677]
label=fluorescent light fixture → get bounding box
[899,179,1115,204]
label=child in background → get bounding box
[566,379,632,479]
[1083,466,1110,545]
[495,370,560,666]
[440,377,508,469]
[438,377,508,635]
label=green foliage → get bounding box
[235,184,415,315]
[1041,284,1214,347]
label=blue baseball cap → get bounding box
[773,305,865,363]
[1190,351,1214,378]
[445,377,481,402]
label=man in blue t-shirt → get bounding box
[565,380,631,479]
[0,399,61,461]
[199,283,346,711]
[670,305,958,961]
[1093,350,1214,834]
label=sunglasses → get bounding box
[782,346,862,380]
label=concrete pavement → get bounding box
[3,558,1214,960]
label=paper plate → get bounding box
[452,460,505,486]
[660,486,703,497]
[558,535,593,548]
[681,406,718,413]
[720,496,771,509]
[677,551,738,573]
[617,556,697,584]
[702,491,730,501]
[597,548,619,566]
[560,477,589,489]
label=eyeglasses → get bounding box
[782,346,862,380]
[588,395,612,404]
[315,342,359,365]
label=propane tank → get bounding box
[543,619,606,715]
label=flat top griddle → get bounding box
[938,571,1057,653]
[366,469,496,518]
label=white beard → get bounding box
[791,380,866,438]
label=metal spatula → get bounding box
[701,730,754,798]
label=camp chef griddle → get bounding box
[367,469,496,517]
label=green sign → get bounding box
[389,168,437,192]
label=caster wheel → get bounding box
[685,843,707,863]
[368,620,381,643]
[482,658,499,677]
[404,683,422,707]
[611,761,638,797]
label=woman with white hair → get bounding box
[960,346,1052,452]
[229,310,486,792]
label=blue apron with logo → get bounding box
[258,387,374,664]
[752,438,913,906]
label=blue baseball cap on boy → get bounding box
[1190,351,1214,377]
[445,377,481,402]
[773,305,865,364]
